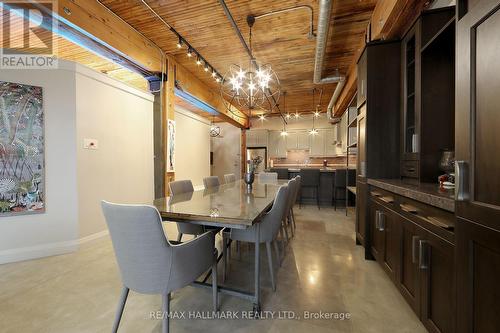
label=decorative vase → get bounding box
[244,172,255,189]
[439,149,455,174]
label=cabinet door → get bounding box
[357,49,367,107]
[398,215,422,315]
[380,208,400,282]
[257,130,268,147]
[268,131,279,158]
[456,2,500,332]
[310,130,325,156]
[246,131,257,147]
[297,130,310,149]
[369,200,385,261]
[419,230,455,333]
[325,128,337,156]
[285,131,297,150]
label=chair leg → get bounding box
[273,240,282,267]
[212,252,219,312]
[334,188,337,211]
[266,242,276,291]
[316,186,320,210]
[282,221,289,242]
[162,293,170,333]
[288,214,294,237]
[111,286,129,333]
[222,234,228,282]
[176,233,183,242]
[291,208,297,230]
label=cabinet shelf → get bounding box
[420,17,455,53]
[348,142,358,148]
[348,118,358,128]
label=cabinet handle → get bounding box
[412,236,420,264]
[455,161,470,201]
[378,211,385,231]
[419,240,429,270]
[400,203,418,214]
[375,210,380,230]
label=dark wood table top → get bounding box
[154,179,288,229]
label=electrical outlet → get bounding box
[83,138,99,150]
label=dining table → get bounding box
[153,178,289,312]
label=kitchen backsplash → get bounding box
[270,151,356,167]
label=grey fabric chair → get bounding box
[284,178,298,237]
[258,172,278,182]
[290,175,301,230]
[224,173,236,183]
[101,201,218,333]
[203,176,220,189]
[169,180,205,242]
[222,185,289,291]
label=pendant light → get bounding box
[309,89,318,135]
[280,92,288,136]
[209,116,221,137]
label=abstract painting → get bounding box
[0,81,44,215]
[167,119,175,172]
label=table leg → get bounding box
[253,223,261,314]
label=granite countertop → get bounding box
[367,179,455,212]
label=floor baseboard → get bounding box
[0,229,109,265]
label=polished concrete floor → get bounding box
[0,205,426,333]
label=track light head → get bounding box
[176,36,183,49]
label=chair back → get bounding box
[299,169,320,186]
[203,176,220,189]
[334,169,347,188]
[285,178,297,212]
[224,173,236,183]
[270,168,289,179]
[169,180,194,195]
[263,185,291,239]
[259,172,278,182]
[293,175,301,202]
[101,201,172,295]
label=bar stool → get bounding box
[299,169,321,209]
[270,168,289,179]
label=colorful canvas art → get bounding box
[167,119,175,172]
[0,81,44,215]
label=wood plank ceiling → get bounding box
[99,0,376,117]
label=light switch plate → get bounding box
[83,138,99,150]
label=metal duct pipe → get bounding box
[327,78,345,121]
[314,0,344,84]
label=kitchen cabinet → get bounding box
[297,131,310,149]
[400,7,455,182]
[309,129,326,157]
[285,131,298,150]
[324,128,337,156]
[268,130,286,158]
[246,129,268,147]
[357,49,367,107]
[455,1,500,332]
[368,184,456,333]
[355,181,367,246]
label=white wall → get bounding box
[211,122,241,180]
[0,61,79,263]
[75,65,154,238]
[174,106,210,189]
[0,60,155,263]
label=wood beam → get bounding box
[171,56,249,128]
[333,0,429,116]
[36,0,163,73]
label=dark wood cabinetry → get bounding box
[355,41,401,252]
[455,1,500,332]
[368,186,456,333]
[400,8,455,183]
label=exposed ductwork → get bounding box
[314,0,347,120]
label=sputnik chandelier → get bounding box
[220,16,280,118]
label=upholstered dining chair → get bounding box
[203,176,220,189]
[222,185,289,291]
[101,201,218,333]
[169,180,205,242]
[258,172,278,182]
[224,173,236,183]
